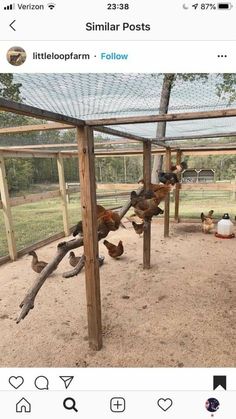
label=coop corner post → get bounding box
[57,154,70,236]
[76,126,102,351]
[143,141,152,269]
[174,149,182,223]
[164,147,171,237]
[0,154,17,260]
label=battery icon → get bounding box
[218,2,233,8]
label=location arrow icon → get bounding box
[60,376,74,389]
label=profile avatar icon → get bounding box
[205,398,220,413]
[7,46,27,66]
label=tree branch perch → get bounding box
[17,187,143,324]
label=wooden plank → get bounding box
[0,154,17,260]
[143,141,152,269]
[0,123,74,135]
[57,155,70,236]
[86,108,236,126]
[181,182,234,191]
[0,98,83,126]
[182,148,236,156]
[97,183,138,191]
[94,149,163,157]
[0,189,60,209]
[164,131,236,142]
[94,126,149,142]
[0,255,11,266]
[1,139,139,149]
[164,147,171,238]
[0,148,58,158]
[174,150,182,222]
[77,126,102,351]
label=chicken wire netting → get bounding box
[1,73,236,142]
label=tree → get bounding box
[151,73,209,182]
[5,158,34,192]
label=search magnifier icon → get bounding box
[63,397,78,412]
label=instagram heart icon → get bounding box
[9,376,24,389]
[157,398,173,411]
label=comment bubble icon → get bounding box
[34,376,49,390]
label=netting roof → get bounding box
[1,73,236,141]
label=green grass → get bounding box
[1,189,236,258]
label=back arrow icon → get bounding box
[9,20,16,31]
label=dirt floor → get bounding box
[0,220,235,368]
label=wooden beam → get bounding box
[164,147,171,238]
[164,131,236,142]
[0,139,139,149]
[87,108,236,126]
[151,139,168,148]
[77,126,102,351]
[0,98,84,126]
[143,141,152,269]
[0,123,74,135]
[174,150,182,223]
[0,148,58,158]
[57,154,70,236]
[0,154,17,260]
[94,126,149,142]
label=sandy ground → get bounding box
[0,220,235,368]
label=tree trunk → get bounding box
[151,74,175,183]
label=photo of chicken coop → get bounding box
[6,47,27,66]
[0,73,236,368]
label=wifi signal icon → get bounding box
[47,3,55,9]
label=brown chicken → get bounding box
[69,251,105,267]
[201,210,214,233]
[68,251,81,267]
[131,191,164,221]
[132,221,144,237]
[138,179,174,203]
[103,240,124,258]
[28,251,48,273]
[73,204,121,236]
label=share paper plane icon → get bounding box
[60,376,74,389]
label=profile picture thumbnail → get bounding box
[7,46,27,66]
[205,398,220,413]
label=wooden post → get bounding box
[65,182,70,204]
[76,126,102,351]
[174,150,182,222]
[143,141,152,269]
[164,147,171,237]
[0,154,17,260]
[57,155,70,236]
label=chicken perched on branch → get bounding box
[201,210,214,233]
[137,179,174,200]
[158,172,179,185]
[73,204,122,237]
[132,221,145,237]
[103,240,124,259]
[131,191,164,221]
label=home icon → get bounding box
[16,398,31,413]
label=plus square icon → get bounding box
[110,397,126,413]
